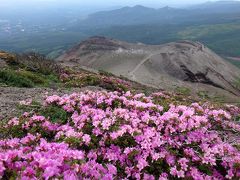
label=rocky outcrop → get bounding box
[60,37,126,58]
[0,51,16,66]
[0,51,16,60]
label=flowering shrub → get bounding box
[19,98,33,106]
[1,91,240,179]
[60,70,131,92]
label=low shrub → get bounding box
[175,86,191,96]
[7,52,61,76]
[197,91,209,99]
[17,70,46,84]
[99,70,115,77]
[0,68,61,88]
[1,91,240,179]
[38,105,69,124]
[64,75,101,88]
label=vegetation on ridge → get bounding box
[0,52,150,93]
[0,90,240,179]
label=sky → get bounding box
[1,0,240,14]
[1,0,236,8]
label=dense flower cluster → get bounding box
[1,91,240,179]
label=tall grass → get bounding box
[0,69,34,88]
[1,52,62,88]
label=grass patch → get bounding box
[38,105,69,124]
[0,52,62,88]
[17,70,46,84]
[65,75,101,88]
[0,69,34,88]
[197,91,209,99]
[175,87,191,96]
[211,95,225,104]
[0,67,61,88]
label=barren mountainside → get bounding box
[57,36,240,101]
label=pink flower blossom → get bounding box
[1,90,240,179]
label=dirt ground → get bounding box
[0,86,102,121]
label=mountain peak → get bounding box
[133,5,146,8]
[190,0,240,10]
[57,37,240,97]
[64,36,125,54]
[120,5,155,11]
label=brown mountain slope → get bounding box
[57,36,240,101]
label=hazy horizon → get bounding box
[2,0,240,8]
[1,0,240,59]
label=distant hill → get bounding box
[67,1,240,58]
[57,37,240,100]
[76,5,188,28]
[1,1,240,59]
[189,1,240,13]
[72,1,240,29]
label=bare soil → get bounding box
[0,86,102,121]
[227,56,240,62]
